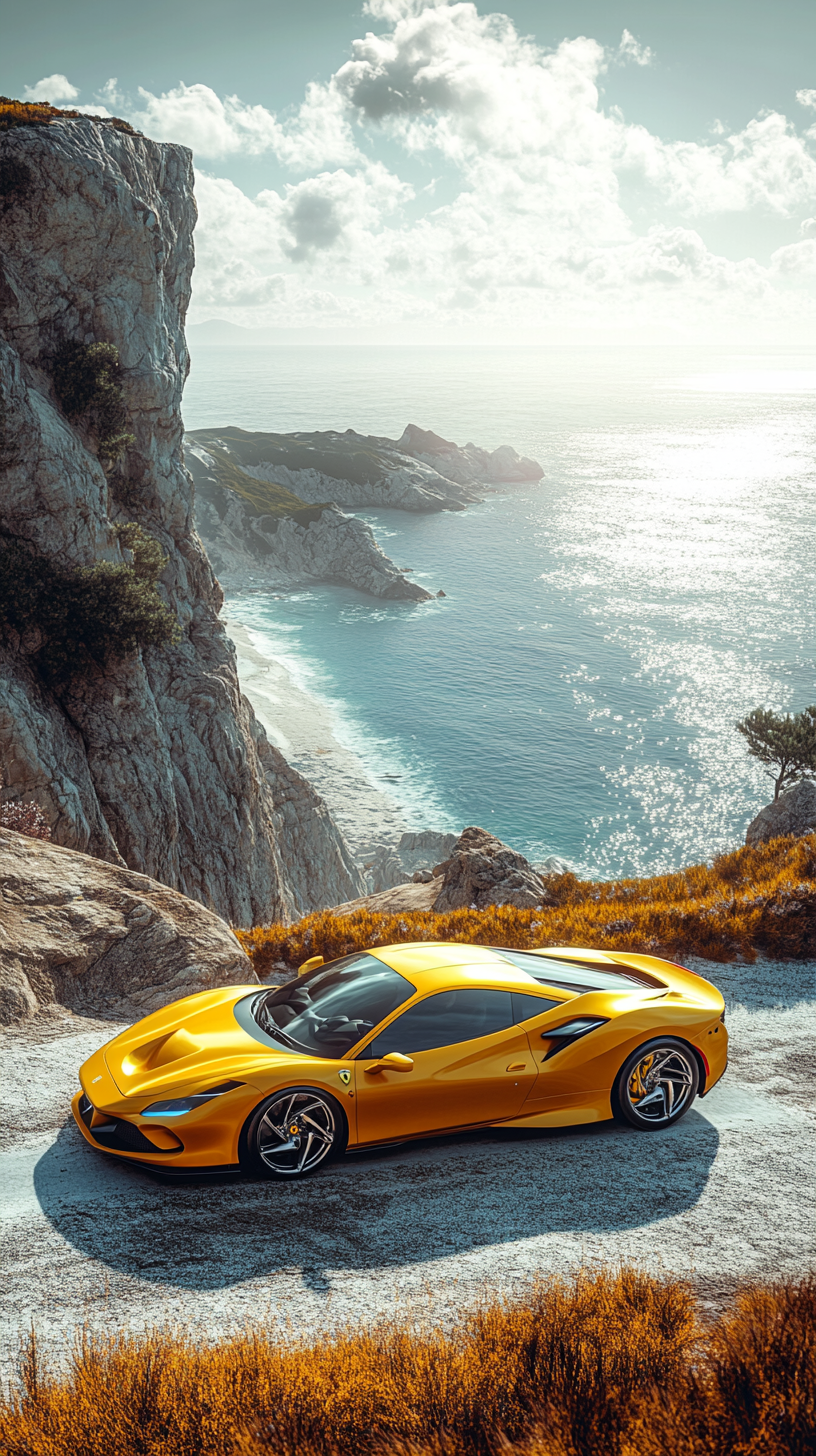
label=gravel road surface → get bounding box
[2,956,814,1378]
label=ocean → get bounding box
[183,344,816,879]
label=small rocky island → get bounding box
[187,424,544,599]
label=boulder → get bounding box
[432,826,552,911]
[745,781,816,847]
[0,828,257,1025]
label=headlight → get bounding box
[541,1018,608,1060]
[142,1080,244,1117]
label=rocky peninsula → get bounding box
[186,424,543,598]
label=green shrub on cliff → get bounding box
[0,524,180,686]
[51,340,134,465]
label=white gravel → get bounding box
[1,956,814,1380]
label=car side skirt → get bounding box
[498,1090,613,1130]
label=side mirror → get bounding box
[298,955,324,977]
[364,1051,414,1074]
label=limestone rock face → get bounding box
[189,447,432,600]
[745,781,816,847]
[397,424,544,487]
[367,830,459,892]
[0,828,257,1025]
[0,117,364,924]
[432,826,551,911]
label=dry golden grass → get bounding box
[0,96,137,133]
[238,835,816,975]
[1,1271,813,1456]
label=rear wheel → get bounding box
[240,1087,347,1179]
[614,1039,699,1130]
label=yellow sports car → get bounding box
[73,942,728,1178]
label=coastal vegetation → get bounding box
[51,340,134,466]
[1,1270,812,1456]
[191,424,404,489]
[736,706,816,800]
[0,524,179,686]
[238,834,816,972]
[199,444,330,526]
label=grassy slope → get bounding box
[2,1271,813,1456]
[189,425,394,488]
[238,835,816,973]
[196,445,330,527]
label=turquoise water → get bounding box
[183,346,816,877]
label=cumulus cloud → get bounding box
[111,0,816,335]
[796,88,816,110]
[771,237,816,276]
[617,30,653,67]
[363,0,434,19]
[22,73,79,103]
[21,73,111,117]
[129,78,359,167]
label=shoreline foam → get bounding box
[225,615,411,860]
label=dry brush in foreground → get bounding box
[1,1271,814,1456]
[238,836,816,975]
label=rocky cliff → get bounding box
[396,424,544,488]
[188,424,544,514]
[186,441,432,600]
[0,112,365,925]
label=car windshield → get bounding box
[254,953,414,1057]
[494,949,666,993]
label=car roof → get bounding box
[368,942,539,990]
[371,943,510,975]
[366,942,667,996]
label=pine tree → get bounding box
[736,706,816,800]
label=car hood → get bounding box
[102,985,296,1097]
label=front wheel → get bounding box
[613,1039,699,1130]
[239,1086,348,1178]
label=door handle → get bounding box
[506,1062,526,1071]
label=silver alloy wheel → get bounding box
[256,1090,337,1176]
[623,1045,696,1125]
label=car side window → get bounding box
[511,992,562,1022]
[360,988,514,1058]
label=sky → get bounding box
[4,0,816,341]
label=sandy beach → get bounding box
[226,615,413,862]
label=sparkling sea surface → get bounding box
[183,345,816,878]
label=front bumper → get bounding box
[72,1090,186,1162]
